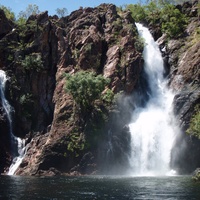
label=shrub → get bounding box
[19,93,33,105]
[56,8,68,18]
[21,53,43,71]
[19,93,33,118]
[16,17,26,26]
[134,36,145,52]
[186,105,200,139]
[101,89,114,104]
[126,2,188,39]
[126,4,147,22]
[18,4,40,20]
[145,2,160,24]
[0,6,15,21]
[161,4,188,38]
[66,132,86,157]
[65,71,110,112]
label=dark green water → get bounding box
[0,175,200,199]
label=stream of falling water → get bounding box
[128,24,177,176]
[0,70,25,175]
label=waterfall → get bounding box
[128,24,177,176]
[0,70,25,175]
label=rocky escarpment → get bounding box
[0,1,199,176]
[0,4,143,175]
[158,1,200,174]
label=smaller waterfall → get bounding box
[7,138,26,175]
[128,24,177,176]
[0,70,25,175]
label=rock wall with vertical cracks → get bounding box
[0,4,144,175]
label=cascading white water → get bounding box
[7,137,25,175]
[128,24,177,176]
[0,70,25,175]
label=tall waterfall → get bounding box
[128,24,177,176]
[0,70,25,175]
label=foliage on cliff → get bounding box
[65,71,111,113]
[0,6,15,21]
[126,1,188,38]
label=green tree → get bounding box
[145,1,160,24]
[146,0,190,5]
[18,4,40,20]
[65,71,110,112]
[0,5,15,21]
[21,53,43,72]
[56,8,68,17]
[16,17,26,26]
[161,4,188,38]
[127,1,188,38]
[126,4,147,22]
[145,0,178,5]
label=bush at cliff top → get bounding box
[65,71,110,112]
[0,6,15,21]
[126,2,188,38]
[186,105,200,139]
[161,4,188,38]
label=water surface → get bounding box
[0,175,200,199]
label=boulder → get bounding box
[192,168,200,181]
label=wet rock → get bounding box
[192,168,200,181]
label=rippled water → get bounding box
[0,175,200,199]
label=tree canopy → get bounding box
[126,1,188,38]
[18,4,40,20]
[56,8,68,17]
[65,71,110,112]
[0,5,15,21]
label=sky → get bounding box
[0,0,141,17]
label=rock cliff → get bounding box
[0,1,199,175]
[161,1,200,174]
[0,4,143,175]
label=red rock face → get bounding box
[4,4,142,176]
[2,1,199,175]
[170,41,200,91]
